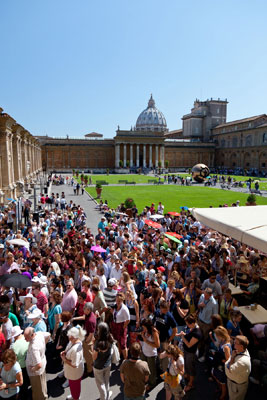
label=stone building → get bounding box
[36,95,267,173]
[0,108,42,202]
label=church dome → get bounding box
[135,95,167,132]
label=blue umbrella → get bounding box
[180,206,188,210]
[6,198,16,202]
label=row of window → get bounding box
[219,132,267,147]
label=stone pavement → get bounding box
[51,179,100,236]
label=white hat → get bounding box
[19,293,37,304]
[11,326,23,338]
[39,275,48,284]
[27,308,44,319]
[0,244,4,249]
[31,276,41,283]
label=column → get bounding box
[161,145,165,167]
[130,144,133,167]
[149,145,153,168]
[12,130,22,183]
[123,144,127,167]
[155,145,159,167]
[115,144,120,168]
[136,144,139,167]
[143,144,146,168]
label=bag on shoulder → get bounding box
[111,341,120,365]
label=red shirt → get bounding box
[84,312,97,336]
[36,291,48,313]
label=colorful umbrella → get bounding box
[91,245,106,253]
[167,212,180,217]
[166,232,183,239]
[164,233,182,244]
[180,206,189,210]
[144,219,162,229]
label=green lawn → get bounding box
[86,185,267,211]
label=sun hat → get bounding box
[11,326,23,338]
[19,293,37,304]
[27,308,44,319]
[238,256,249,264]
[157,266,165,273]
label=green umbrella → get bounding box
[164,233,182,244]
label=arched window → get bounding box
[263,133,267,143]
[221,139,225,147]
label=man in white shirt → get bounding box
[24,327,51,400]
[110,260,123,281]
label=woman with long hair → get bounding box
[211,326,231,400]
[140,318,160,390]
[160,343,185,399]
[60,325,86,400]
[125,290,140,344]
[93,322,114,400]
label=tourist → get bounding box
[93,322,114,400]
[111,293,130,360]
[225,335,251,400]
[61,326,85,400]
[160,343,185,399]
[120,342,150,400]
[61,279,78,314]
[0,348,23,399]
[24,327,51,400]
[177,314,201,393]
[140,318,160,390]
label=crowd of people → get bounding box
[0,186,266,400]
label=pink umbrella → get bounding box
[91,245,106,253]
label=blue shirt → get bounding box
[31,319,47,332]
[198,294,218,324]
[0,361,21,398]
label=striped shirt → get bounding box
[103,288,117,307]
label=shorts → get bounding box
[164,382,184,399]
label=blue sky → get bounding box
[1,0,267,138]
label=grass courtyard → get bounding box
[86,185,267,211]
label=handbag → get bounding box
[111,342,120,365]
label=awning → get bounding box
[191,205,267,253]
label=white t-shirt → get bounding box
[114,303,130,323]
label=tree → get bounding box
[158,161,162,168]
[126,160,130,168]
[119,160,123,168]
[165,160,169,169]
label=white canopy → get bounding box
[191,205,267,253]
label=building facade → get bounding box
[0,108,42,202]
[36,96,267,174]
